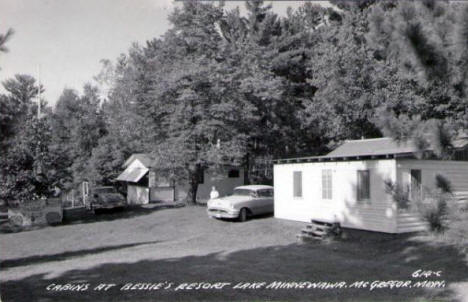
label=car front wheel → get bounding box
[239,208,248,222]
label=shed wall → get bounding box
[127,185,149,205]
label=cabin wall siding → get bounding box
[274,159,397,233]
[396,159,468,232]
[397,159,468,193]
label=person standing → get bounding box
[210,186,219,199]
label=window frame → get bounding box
[293,171,303,198]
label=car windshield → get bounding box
[233,188,255,196]
[94,187,116,194]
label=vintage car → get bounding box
[207,185,274,221]
[89,186,126,212]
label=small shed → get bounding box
[117,154,245,205]
[273,137,468,233]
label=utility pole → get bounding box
[34,64,44,179]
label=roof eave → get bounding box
[273,152,417,164]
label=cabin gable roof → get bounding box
[274,137,468,164]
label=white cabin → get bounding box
[274,138,468,233]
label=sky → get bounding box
[0,0,329,106]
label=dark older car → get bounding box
[89,186,126,212]
[207,185,274,222]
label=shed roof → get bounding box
[123,153,154,168]
[116,167,148,183]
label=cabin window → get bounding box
[357,170,370,201]
[228,169,240,178]
[293,171,302,198]
[410,169,422,200]
[322,169,333,199]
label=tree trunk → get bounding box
[244,153,250,185]
[186,170,199,205]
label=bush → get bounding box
[417,174,452,233]
[418,195,448,232]
[384,179,410,210]
[385,175,454,233]
[435,173,452,194]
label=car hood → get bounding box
[208,195,251,207]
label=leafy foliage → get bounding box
[384,179,410,210]
[0,75,59,203]
[419,174,453,233]
[2,1,468,207]
[368,1,468,149]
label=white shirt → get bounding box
[210,189,219,199]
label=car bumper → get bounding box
[207,208,239,219]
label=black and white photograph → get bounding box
[1,0,468,301]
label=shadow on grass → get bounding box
[0,205,184,235]
[0,241,161,269]
[213,212,274,223]
[63,204,183,226]
[1,235,466,302]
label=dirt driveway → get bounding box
[0,206,467,302]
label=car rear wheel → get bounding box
[239,208,248,222]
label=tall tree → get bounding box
[367,1,468,155]
[311,5,378,139]
[49,85,106,188]
[0,74,44,146]
[0,74,58,203]
[148,1,255,203]
[87,45,162,186]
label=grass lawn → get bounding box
[0,205,467,302]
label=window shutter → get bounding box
[293,171,302,198]
[357,170,370,201]
[322,169,332,199]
